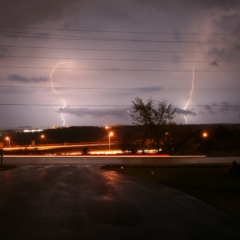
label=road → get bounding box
[2,155,240,165]
[0,165,240,240]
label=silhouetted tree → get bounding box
[131,97,176,153]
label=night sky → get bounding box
[0,0,239,129]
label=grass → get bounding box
[101,165,240,219]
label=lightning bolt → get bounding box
[61,99,66,126]
[50,61,72,126]
[183,60,196,124]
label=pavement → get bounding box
[0,165,240,240]
[3,155,240,165]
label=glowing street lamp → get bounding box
[202,132,208,153]
[109,132,113,150]
[41,134,45,145]
[5,136,10,148]
[202,132,208,138]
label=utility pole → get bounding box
[0,142,3,166]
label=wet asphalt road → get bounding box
[0,165,240,240]
[3,155,240,165]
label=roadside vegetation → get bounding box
[102,165,240,219]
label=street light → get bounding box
[109,132,113,150]
[41,134,45,145]
[202,132,208,138]
[5,137,10,148]
[202,132,208,153]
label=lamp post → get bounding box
[0,141,3,166]
[109,132,113,151]
[41,134,45,145]
[5,137,10,148]
[202,132,208,153]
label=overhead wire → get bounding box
[0,54,239,63]
[0,65,239,72]
[0,25,236,36]
[0,32,238,44]
[0,103,239,107]
[0,44,211,54]
[0,85,239,90]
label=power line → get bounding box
[0,86,239,91]
[0,103,131,107]
[0,65,239,72]
[0,25,235,36]
[0,29,238,44]
[0,33,238,45]
[0,103,239,107]
[0,44,210,54]
[0,54,238,63]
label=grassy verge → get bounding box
[101,165,240,219]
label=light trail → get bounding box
[50,61,72,126]
[183,60,196,124]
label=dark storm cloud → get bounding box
[0,0,136,32]
[137,0,240,10]
[214,14,240,35]
[192,0,240,10]
[208,47,239,61]
[210,61,218,66]
[216,102,240,114]
[8,74,48,83]
[204,105,215,115]
[175,108,197,116]
[203,102,240,115]
[0,0,82,26]
[0,0,239,28]
[208,47,226,59]
[58,107,131,120]
[233,45,240,51]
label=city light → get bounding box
[5,137,10,148]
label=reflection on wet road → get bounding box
[0,165,239,240]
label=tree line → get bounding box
[118,97,240,156]
[1,97,240,156]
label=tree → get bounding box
[162,123,200,155]
[131,97,176,153]
[81,147,89,155]
[118,132,139,154]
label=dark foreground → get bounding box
[0,165,240,240]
